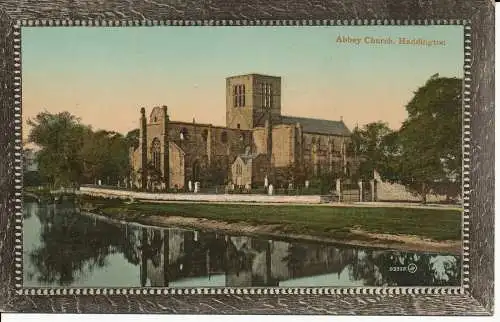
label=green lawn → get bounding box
[89,199,462,242]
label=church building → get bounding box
[130,73,356,190]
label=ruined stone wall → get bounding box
[167,122,252,184]
[272,125,295,168]
[374,170,448,202]
[251,125,295,168]
[168,142,185,189]
[131,147,140,174]
[130,141,184,189]
[252,127,266,155]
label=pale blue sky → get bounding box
[22,26,464,137]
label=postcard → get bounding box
[0,4,493,316]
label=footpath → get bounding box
[79,186,461,211]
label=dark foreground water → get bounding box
[23,201,461,288]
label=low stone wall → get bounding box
[374,171,448,203]
[78,186,325,204]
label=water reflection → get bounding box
[23,202,461,288]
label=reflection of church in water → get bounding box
[135,227,360,287]
[130,74,357,189]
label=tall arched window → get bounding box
[261,83,272,108]
[233,85,245,107]
[221,131,228,143]
[180,128,189,141]
[202,129,208,142]
[151,138,161,171]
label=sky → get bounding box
[21,26,464,141]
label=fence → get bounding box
[338,180,376,203]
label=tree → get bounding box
[286,163,306,187]
[204,159,228,186]
[28,112,88,187]
[28,111,132,187]
[351,121,394,180]
[381,75,462,203]
[125,128,140,150]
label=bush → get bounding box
[24,171,44,187]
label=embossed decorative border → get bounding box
[0,0,493,315]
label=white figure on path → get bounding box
[188,180,193,192]
[305,180,309,189]
[336,179,342,202]
[268,184,274,196]
[194,181,200,193]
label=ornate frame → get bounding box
[0,0,494,315]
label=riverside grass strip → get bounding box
[94,200,462,242]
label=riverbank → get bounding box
[80,197,462,254]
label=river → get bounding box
[23,201,461,288]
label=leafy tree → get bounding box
[28,111,132,187]
[381,75,462,203]
[203,159,228,186]
[28,112,88,187]
[351,121,394,180]
[23,171,43,187]
[125,128,140,150]
[285,163,307,187]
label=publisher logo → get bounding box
[407,263,417,274]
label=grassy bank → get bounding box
[82,197,462,242]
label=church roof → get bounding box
[281,115,351,136]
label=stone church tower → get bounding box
[225,74,282,130]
